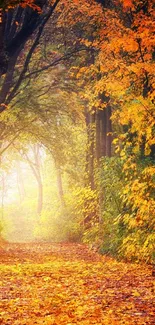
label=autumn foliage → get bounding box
[0,0,155,264]
[61,0,155,263]
[0,243,154,325]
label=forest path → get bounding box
[0,243,154,325]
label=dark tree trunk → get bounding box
[100,109,107,157]
[150,144,155,160]
[96,109,101,163]
[96,92,112,159]
[106,106,112,157]
[85,110,95,190]
[0,1,60,111]
[0,50,20,107]
[85,110,90,180]
[89,113,95,190]
[0,9,7,77]
[95,106,112,160]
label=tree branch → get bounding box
[5,0,60,105]
[0,119,36,156]
[24,47,90,79]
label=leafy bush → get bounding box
[96,157,126,256]
[119,156,155,263]
[35,185,98,243]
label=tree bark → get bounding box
[89,113,95,190]
[37,179,43,216]
[56,163,64,208]
[106,106,112,157]
[100,109,107,157]
[16,161,26,203]
[1,172,5,220]
[85,110,95,189]
[0,1,60,110]
[96,109,101,163]
[33,144,43,216]
[0,9,7,77]
[24,144,43,216]
[0,50,20,108]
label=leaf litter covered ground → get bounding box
[0,243,154,325]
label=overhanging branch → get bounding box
[24,47,90,79]
[5,0,60,105]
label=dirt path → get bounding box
[0,243,154,325]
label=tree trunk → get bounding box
[96,109,101,163]
[0,9,7,77]
[33,144,43,216]
[16,161,26,203]
[37,179,43,216]
[85,110,90,181]
[1,172,5,220]
[24,144,43,216]
[85,110,95,189]
[100,109,107,157]
[0,50,20,109]
[56,163,64,208]
[0,1,60,111]
[89,113,95,190]
[106,106,112,157]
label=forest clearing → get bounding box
[0,242,154,325]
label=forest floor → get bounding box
[0,243,154,325]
